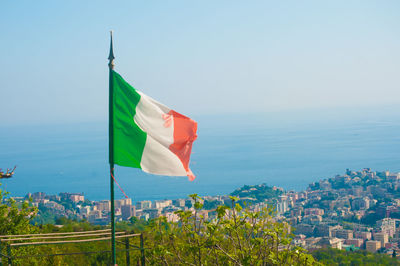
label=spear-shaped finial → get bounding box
[108,31,115,69]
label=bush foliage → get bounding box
[144,194,318,265]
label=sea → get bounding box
[1,107,400,202]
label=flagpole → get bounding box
[108,30,116,265]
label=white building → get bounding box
[377,218,396,237]
[276,196,288,215]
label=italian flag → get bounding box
[111,71,198,181]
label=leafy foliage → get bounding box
[144,194,319,265]
[0,183,37,235]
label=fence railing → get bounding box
[0,229,145,265]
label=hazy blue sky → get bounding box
[1,1,399,125]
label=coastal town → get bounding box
[11,168,400,257]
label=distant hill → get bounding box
[230,183,283,202]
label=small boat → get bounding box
[0,166,16,179]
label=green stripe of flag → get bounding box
[112,70,147,168]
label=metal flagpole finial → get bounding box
[108,30,115,69]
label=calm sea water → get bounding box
[1,109,400,201]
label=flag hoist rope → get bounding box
[110,168,129,199]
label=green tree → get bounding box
[0,183,42,265]
[144,194,319,265]
[0,183,37,235]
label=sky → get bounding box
[1,1,399,125]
